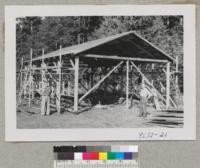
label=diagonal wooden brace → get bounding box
[79,61,124,102]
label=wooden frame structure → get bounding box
[18,31,175,113]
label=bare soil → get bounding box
[17,103,156,129]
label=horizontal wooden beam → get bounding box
[31,66,62,70]
[83,54,168,63]
[21,66,74,71]
[24,54,168,63]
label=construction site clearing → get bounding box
[16,31,184,128]
[17,98,183,129]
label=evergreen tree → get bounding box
[16,17,42,64]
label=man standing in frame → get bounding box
[40,63,51,116]
[139,81,151,118]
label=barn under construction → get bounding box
[17,31,183,128]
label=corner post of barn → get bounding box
[74,56,79,112]
[126,60,129,109]
[166,61,170,108]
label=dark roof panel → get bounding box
[32,31,175,62]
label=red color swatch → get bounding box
[90,152,99,160]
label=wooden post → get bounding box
[74,56,79,112]
[20,58,23,90]
[18,57,24,105]
[41,49,45,92]
[67,81,70,96]
[57,45,62,114]
[28,48,33,108]
[166,62,170,108]
[90,67,94,88]
[176,55,178,85]
[126,60,129,108]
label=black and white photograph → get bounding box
[5,5,195,141]
[16,15,184,129]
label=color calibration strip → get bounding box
[54,145,138,160]
[53,146,139,168]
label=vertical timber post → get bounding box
[126,60,129,109]
[20,57,23,91]
[166,62,170,108]
[74,56,79,112]
[176,55,179,85]
[42,49,44,93]
[28,48,33,108]
[58,45,62,114]
[19,57,23,105]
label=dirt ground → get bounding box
[17,102,156,129]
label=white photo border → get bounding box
[5,5,196,141]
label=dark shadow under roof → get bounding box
[32,31,175,62]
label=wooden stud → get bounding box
[176,56,179,85]
[41,49,45,94]
[58,45,62,114]
[90,67,94,88]
[18,58,24,106]
[28,48,33,108]
[166,62,170,108]
[74,56,79,112]
[20,58,23,93]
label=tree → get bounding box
[16,17,42,66]
[89,16,155,39]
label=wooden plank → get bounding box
[151,109,183,113]
[74,56,79,112]
[145,122,183,128]
[79,61,124,102]
[150,119,183,124]
[84,54,168,63]
[150,116,183,120]
[149,112,183,117]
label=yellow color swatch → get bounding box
[99,152,107,160]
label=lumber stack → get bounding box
[145,109,183,128]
